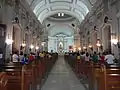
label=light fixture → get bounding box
[41,42,45,46]
[58,13,60,16]
[21,43,26,47]
[83,46,87,49]
[61,13,64,16]
[78,47,81,51]
[36,46,39,50]
[6,39,13,45]
[88,44,92,48]
[111,39,118,45]
[96,43,101,47]
[30,44,34,49]
[22,43,26,47]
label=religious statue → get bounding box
[59,42,63,49]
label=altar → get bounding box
[48,33,74,53]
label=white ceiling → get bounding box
[26,0,97,23]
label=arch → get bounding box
[26,0,93,23]
[37,10,84,23]
[48,24,74,37]
[29,0,92,11]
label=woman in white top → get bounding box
[12,52,19,62]
[84,53,90,62]
[105,52,115,64]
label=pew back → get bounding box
[0,72,7,90]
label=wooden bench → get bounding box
[4,62,36,90]
[4,63,22,90]
[83,64,120,90]
[3,54,58,90]
[98,64,120,90]
[65,54,120,90]
[0,72,7,90]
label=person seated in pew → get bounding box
[21,54,29,64]
[19,51,24,62]
[92,52,99,63]
[28,52,34,61]
[105,51,115,65]
[77,53,80,60]
[84,52,90,62]
[48,53,52,58]
[12,52,19,62]
[99,52,105,64]
[80,52,85,61]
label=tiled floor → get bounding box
[41,56,86,90]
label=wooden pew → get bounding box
[4,63,22,90]
[65,54,120,90]
[4,62,35,90]
[23,63,35,90]
[92,63,104,90]
[90,64,120,90]
[2,54,57,90]
[100,64,120,90]
[0,72,7,90]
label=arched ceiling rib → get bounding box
[26,0,97,23]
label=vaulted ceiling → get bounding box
[26,0,97,23]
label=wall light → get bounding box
[6,39,13,45]
[58,13,61,16]
[78,47,81,51]
[30,44,34,49]
[21,43,26,47]
[41,42,45,46]
[35,46,39,50]
[96,43,101,47]
[111,39,118,45]
[83,46,87,49]
[61,13,64,16]
[88,44,92,48]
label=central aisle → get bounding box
[41,56,85,90]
